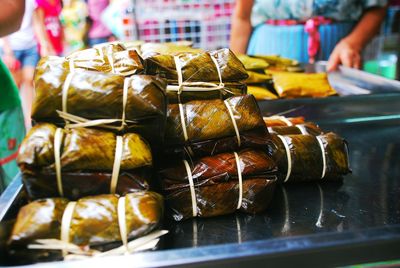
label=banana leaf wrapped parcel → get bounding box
[8,192,163,260]
[144,48,248,102]
[17,123,153,200]
[32,59,167,143]
[272,72,337,98]
[247,85,278,100]
[66,43,144,76]
[159,149,278,221]
[144,48,248,82]
[164,95,273,158]
[270,133,351,183]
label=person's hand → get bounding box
[2,52,20,71]
[327,38,362,72]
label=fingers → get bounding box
[340,49,361,69]
[353,54,361,69]
[327,50,340,72]
[328,47,362,71]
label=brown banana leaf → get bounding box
[164,95,272,157]
[144,48,248,82]
[66,43,144,76]
[17,124,153,199]
[17,123,152,172]
[160,149,278,221]
[22,169,151,201]
[33,61,166,121]
[8,192,163,247]
[268,123,323,136]
[32,59,167,142]
[166,82,247,103]
[271,133,351,183]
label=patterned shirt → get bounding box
[251,0,388,26]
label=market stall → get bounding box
[0,42,400,267]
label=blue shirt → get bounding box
[251,0,387,26]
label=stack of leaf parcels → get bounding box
[146,48,279,221]
[9,42,167,262]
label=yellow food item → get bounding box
[248,85,278,100]
[237,54,269,70]
[245,71,272,84]
[254,55,299,67]
[272,72,337,98]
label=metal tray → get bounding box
[313,61,400,96]
[1,95,400,267]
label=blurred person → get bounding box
[61,0,89,54]
[0,0,26,190]
[230,0,387,71]
[0,0,44,129]
[87,0,113,47]
[36,0,64,56]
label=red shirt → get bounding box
[36,0,63,55]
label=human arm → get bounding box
[33,6,56,56]
[229,0,254,54]
[327,6,387,71]
[0,37,21,71]
[0,0,24,37]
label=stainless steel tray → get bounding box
[314,61,400,96]
[1,92,400,267]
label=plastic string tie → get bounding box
[178,103,195,156]
[120,77,129,130]
[316,136,327,179]
[234,152,243,209]
[97,230,168,257]
[277,135,292,182]
[178,103,189,142]
[296,124,308,135]
[281,116,293,126]
[62,73,74,125]
[117,196,128,252]
[61,201,77,257]
[224,100,241,147]
[174,56,184,95]
[209,53,225,89]
[166,54,229,95]
[57,77,129,131]
[54,128,64,196]
[110,136,123,194]
[69,58,75,72]
[183,160,197,217]
[107,46,116,74]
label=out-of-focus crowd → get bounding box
[0,0,134,190]
[0,0,120,128]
